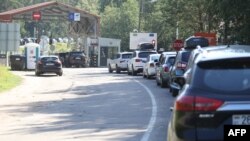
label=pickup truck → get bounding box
[107,52,133,73]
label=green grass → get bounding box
[0,65,22,93]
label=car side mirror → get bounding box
[154,59,158,63]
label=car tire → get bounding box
[116,65,121,73]
[160,77,166,88]
[57,72,63,76]
[172,89,179,97]
[132,66,137,76]
[146,71,150,79]
[108,65,113,73]
[156,79,160,86]
[35,72,40,76]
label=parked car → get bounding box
[127,50,157,76]
[107,52,133,73]
[59,51,86,68]
[167,45,250,141]
[155,51,177,88]
[169,36,209,97]
[35,55,63,76]
[142,53,160,79]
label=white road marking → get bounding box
[135,80,158,141]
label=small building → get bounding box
[86,37,121,67]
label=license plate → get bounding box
[46,63,54,66]
[15,58,20,60]
[233,115,250,125]
[75,57,81,60]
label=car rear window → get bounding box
[71,52,84,56]
[41,57,58,61]
[122,54,132,59]
[139,52,156,58]
[151,55,160,61]
[167,56,176,65]
[196,58,250,93]
[181,51,191,62]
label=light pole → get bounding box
[138,0,143,32]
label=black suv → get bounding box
[59,51,86,68]
[167,45,250,141]
[169,36,209,97]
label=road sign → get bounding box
[172,39,184,51]
[32,11,41,21]
[68,12,80,21]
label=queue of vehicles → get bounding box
[107,36,250,141]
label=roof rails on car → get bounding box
[184,36,209,49]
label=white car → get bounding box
[107,52,133,73]
[143,54,161,79]
[127,50,157,76]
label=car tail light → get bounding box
[150,63,154,67]
[55,60,62,65]
[177,62,187,69]
[175,95,223,111]
[135,59,141,62]
[164,66,169,72]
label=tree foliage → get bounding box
[1,0,250,51]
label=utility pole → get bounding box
[138,0,143,32]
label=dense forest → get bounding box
[1,0,250,51]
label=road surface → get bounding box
[0,68,175,141]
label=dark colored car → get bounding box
[167,45,250,141]
[35,55,63,76]
[59,51,86,68]
[155,51,176,88]
[169,36,209,97]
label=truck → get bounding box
[107,51,133,73]
[129,32,157,50]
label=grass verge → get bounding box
[0,65,22,93]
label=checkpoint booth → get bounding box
[87,37,121,67]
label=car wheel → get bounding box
[35,72,40,76]
[172,89,179,97]
[132,66,137,76]
[116,65,121,73]
[108,65,113,73]
[160,77,166,88]
[146,71,150,79]
[57,72,63,76]
[127,66,131,75]
[156,79,160,86]
[143,71,146,78]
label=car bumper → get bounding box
[37,67,62,73]
[147,68,156,75]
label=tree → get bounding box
[100,0,139,51]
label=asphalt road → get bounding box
[0,68,175,141]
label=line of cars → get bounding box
[108,37,250,141]
[168,44,250,141]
